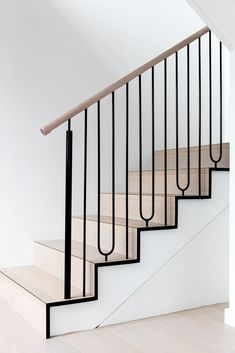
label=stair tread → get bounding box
[35,239,133,263]
[0,266,91,303]
[154,142,228,154]
[128,167,209,175]
[101,192,177,197]
[153,143,229,171]
[73,215,160,228]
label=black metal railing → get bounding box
[44,28,225,299]
[125,83,129,259]
[209,31,223,168]
[175,46,191,197]
[198,36,202,196]
[64,119,73,299]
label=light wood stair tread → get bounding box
[128,167,209,175]
[101,192,176,197]
[153,143,229,171]
[0,266,90,303]
[35,239,132,263]
[73,215,160,228]
[154,142,228,153]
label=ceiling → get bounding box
[186,0,235,50]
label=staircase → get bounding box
[0,27,230,338]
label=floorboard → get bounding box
[0,301,234,353]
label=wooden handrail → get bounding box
[41,26,209,136]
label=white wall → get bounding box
[50,0,204,72]
[48,0,208,159]
[225,49,235,327]
[49,0,229,145]
[0,0,110,266]
[48,0,229,194]
[0,0,227,267]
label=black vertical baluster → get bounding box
[175,52,179,194]
[209,31,213,165]
[219,41,223,163]
[109,91,115,262]
[97,101,101,255]
[139,75,143,224]
[97,99,115,260]
[198,37,202,196]
[164,59,167,226]
[126,83,129,259]
[175,47,190,197]
[151,67,155,223]
[64,119,73,299]
[186,44,190,195]
[139,70,155,227]
[83,110,88,296]
[209,32,223,168]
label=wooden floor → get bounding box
[0,301,235,353]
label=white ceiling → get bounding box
[186,0,235,50]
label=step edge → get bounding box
[34,240,125,264]
[72,216,160,228]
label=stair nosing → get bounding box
[1,265,91,304]
[34,240,128,264]
[100,192,180,197]
[154,142,229,154]
[128,167,209,174]
[72,215,161,228]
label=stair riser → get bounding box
[100,194,174,225]
[128,170,208,195]
[0,273,46,336]
[33,243,95,295]
[72,218,137,257]
[154,143,229,170]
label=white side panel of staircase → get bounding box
[102,206,229,326]
[50,172,229,336]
